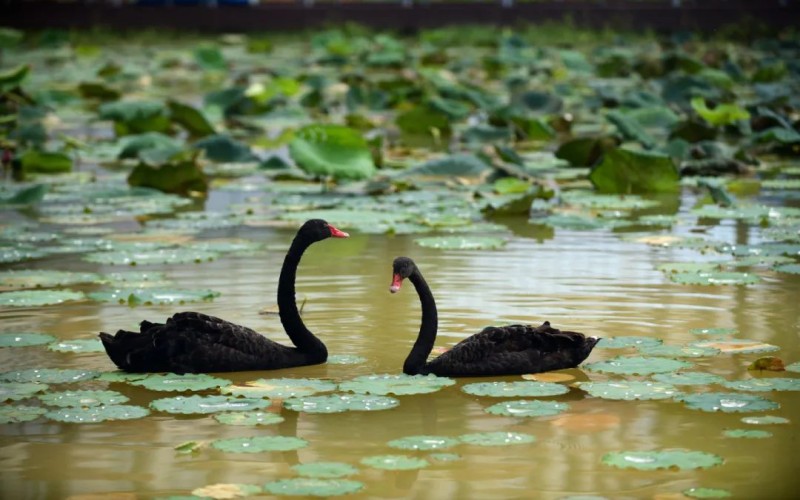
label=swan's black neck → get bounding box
[403,268,437,375]
[278,234,327,361]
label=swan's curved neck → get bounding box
[403,268,437,375]
[278,235,327,358]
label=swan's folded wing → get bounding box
[162,311,282,355]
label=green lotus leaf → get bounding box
[288,124,375,180]
[326,354,366,365]
[360,454,429,471]
[211,435,308,453]
[214,411,284,427]
[0,368,98,384]
[596,336,662,349]
[774,263,800,274]
[84,248,220,266]
[99,100,169,135]
[584,356,691,375]
[693,204,800,221]
[97,371,149,383]
[263,478,364,497]
[186,239,262,254]
[484,399,570,417]
[580,381,680,401]
[691,97,750,126]
[47,339,105,353]
[20,150,73,175]
[194,134,257,163]
[279,209,411,229]
[722,429,772,439]
[683,487,732,499]
[38,389,129,407]
[283,393,399,413]
[291,462,359,479]
[602,449,723,470]
[530,213,631,231]
[339,374,455,396]
[103,271,170,287]
[400,154,490,178]
[414,236,507,250]
[652,372,725,386]
[657,262,723,274]
[589,148,679,194]
[669,271,760,286]
[721,378,800,392]
[0,332,56,347]
[191,483,261,499]
[462,381,569,397]
[88,287,221,306]
[0,382,49,401]
[168,100,215,138]
[0,246,46,264]
[560,191,659,210]
[786,361,800,373]
[116,132,181,160]
[387,435,460,451]
[690,339,779,354]
[740,415,789,425]
[45,404,149,423]
[0,404,47,423]
[0,289,85,307]
[689,327,737,336]
[221,378,336,398]
[459,431,536,446]
[0,270,102,289]
[150,395,270,414]
[677,392,779,413]
[130,373,230,392]
[638,344,720,358]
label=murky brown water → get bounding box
[1,192,799,499]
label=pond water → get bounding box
[1,183,798,499]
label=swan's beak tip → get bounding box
[389,285,400,293]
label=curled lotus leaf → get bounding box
[221,377,336,398]
[263,478,364,497]
[652,372,726,386]
[47,339,105,353]
[485,399,570,417]
[691,339,779,354]
[0,289,86,307]
[683,487,732,499]
[387,435,460,451]
[150,395,270,414]
[38,389,128,407]
[461,381,568,397]
[211,435,308,453]
[291,462,359,479]
[214,411,284,426]
[740,415,790,425]
[283,393,399,413]
[413,236,507,250]
[723,429,772,439]
[0,332,56,347]
[584,356,691,375]
[0,404,47,423]
[0,382,49,401]
[602,449,723,470]
[721,378,800,392]
[595,336,662,349]
[677,392,779,413]
[45,404,149,423]
[360,454,429,471]
[130,373,231,392]
[0,270,102,289]
[339,374,454,396]
[0,368,99,384]
[579,381,681,401]
[638,344,720,358]
[459,431,536,446]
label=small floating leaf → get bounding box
[263,478,364,497]
[387,435,460,451]
[339,374,454,396]
[0,289,85,307]
[740,415,789,425]
[45,404,149,423]
[459,431,536,446]
[774,263,800,274]
[0,404,47,423]
[485,400,570,417]
[461,381,568,397]
[360,455,429,471]
[690,327,737,336]
[0,332,56,347]
[723,429,772,439]
[602,449,722,470]
[214,411,284,427]
[0,382,48,401]
[584,356,691,375]
[47,339,105,353]
[596,336,662,349]
[722,378,800,392]
[683,487,732,499]
[150,395,270,414]
[191,483,261,499]
[787,361,800,373]
[326,354,366,365]
[175,440,207,454]
[131,373,230,392]
[221,378,336,398]
[38,389,128,407]
[211,435,308,453]
[691,339,779,354]
[669,271,760,286]
[0,270,101,289]
[283,393,399,414]
[677,392,779,413]
[0,368,98,384]
[579,381,680,400]
[88,288,221,305]
[414,236,507,250]
[652,372,725,386]
[291,462,359,479]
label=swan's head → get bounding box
[300,219,349,241]
[390,256,417,293]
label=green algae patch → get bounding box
[459,431,536,446]
[263,478,364,497]
[0,368,98,384]
[150,395,270,414]
[339,374,454,396]
[0,332,56,348]
[0,404,47,423]
[211,435,308,453]
[677,392,779,413]
[130,373,231,392]
[0,289,86,307]
[292,462,359,479]
[214,411,284,427]
[413,236,507,250]
[283,394,399,414]
[45,404,149,423]
[584,356,691,375]
[461,381,568,397]
[485,399,570,417]
[579,381,680,401]
[360,454,429,471]
[0,382,48,401]
[221,377,336,398]
[387,435,460,451]
[38,389,128,407]
[722,429,772,439]
[602,449,722,470]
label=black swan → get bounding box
[389,256,600,377]
[98,219,349,373]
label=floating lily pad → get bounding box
[0,332,56,347]
[214,411,284,427]
[38,389,128,407]
[0,289,85,307]
[461,380,569,397]
[263,478,364,497]
[0,404,47,423]
[291,462,359,479]
[283,394,399,413]
[740,415,790,425]
[689,327,737,336]
[652,372,725,386]
[326,354,366,365]
[0,382,48,401]
[47,339,105,353]
[0,246,46,264]
[0,368,98,384]
[360,454,429,470]
[191,483,262,499]
[677,392,779,413]
[387,435,460,451]
[103,270,170,287]
[485,399,570,417]
[97,371,149,383]
[45,404,149,423]
[130,373,230,392]
[683,487,732,499]
[84,248,219,266]
[459,431,536,446]
[596,336,662,349]
[657,262,723,274]
[579,381,680,400]
[88,288,221,305]
[602,449,722,470]
[669,271,760,286]
[221,378,336,398]
[413,236,507,250]
[211,435,308,453]
[279,209,411,228]
[639,344,720,358]
[0,270,102,289]
[723,429,772,439]
[150,395,270,414]
[774,263,800,274]
[584,356,691,375]
[787,361,800,373]
[721,378,800,392]
[691,339,779,354]
[339,374,454,396]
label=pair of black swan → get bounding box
[99,219,599,376]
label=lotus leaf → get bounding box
[740,415,789,425]
[0,246,46,264]
[0,404,47,423]
[677,392,779,413]
[0,368,98,384]
[560,192,659,210]
[0,270,101,289]
[0,382,48,401]
[117,132,181,160]
[99,100,169,135]
[339,374,454,396]
[400,154,490,178]
[214,411,284,427]
[84,248,219,266]
[88,287,221,306]
[283,393,399,413]
[20,151,73,174]
[130,373,230,392]
[291,462,359,479]
[690,327,737,336]
[221,378,336,398]
[326,354,366,365]
[584,356,691,375]
[683,487,732,499]
[721,378,800,392]
[669,271,760,286]
[0,332,56,347]
[48,339,105,353]
[387,435,460,451]
[97,371,149,383]
[723,429,772,439]
[485,399,570,417]
[150,395,270,414]
[280,209,411,228]
[580,381,680,401]
[289,124,375,180]
[774,263,800,274]
[38,389,128,407]
[191,483,261,499]
[462,381,568,397]
[360,454,429,471]
[691,339,779,354]
[0,289,85,307]
[602,449,722,470]
[263,478,364,497]
[414,236,507,250]
[786,361,800,373]
[596,336,662,349]
[127,154,208,196]
[589,148,679,194]
[45,404,149,423]
[211,435,308,453]
[639,344,720,358]
[168,100,215,137]
[194,134,257,163]
[459,431,536,446]
[652,372,725,386]
[691,97,750,126]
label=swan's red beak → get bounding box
[390,274,403,293]
[327,224,349,238]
